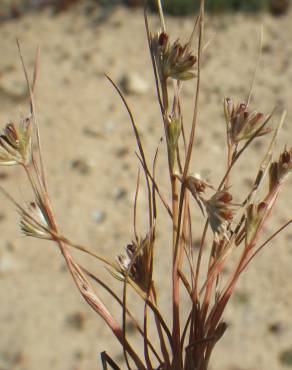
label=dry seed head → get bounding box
[224,98,271,143]
[0,118,32,166]
[151,31,197,81]
[246,202,268,245]
[20,201,51,240]
[185,173,212,195]
[269,147,292,191]
[117,235,152,291]
[204,190,235,238]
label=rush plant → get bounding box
[1,1,291,369]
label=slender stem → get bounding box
[182,1,204,179]
[155,0,166,32]
[151,287,170,367]
[193,220,209,301]
[84,268,163,365]
[172,170,181,367]
[225,142,234,188]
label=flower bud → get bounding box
[117,235,152,291]
[269,147,292,191]
[224,98,271,144]
[150,31,197,81]
[0,117,32,166]
[20,201,51,240]
[204,190,235,239]
[245,202,268,244]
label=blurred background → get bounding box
[0,1,292,370]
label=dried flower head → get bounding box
[269,147,292,191]
[246,202,268,245]
[0,118,32,166]
[151,31,197,81]
[204,190,234,238]
[185,173,212,195]
[117,235,152,291]
[224,98,271,143]
[20,201,51,240]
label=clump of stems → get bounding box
[1,2,291,370]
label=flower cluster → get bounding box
[117,236,152,291]
[245,202,268,245]
[151,31,197,81]
[224,98,271,143]
[20,201,51,240]
[204,190,234,238]
[269,147,292,191]
[185,173,212,196]
[0,118,32,166]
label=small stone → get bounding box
[233,291,249,305]
[252,140,264,152]
[92,210,106,223]
[113,187,127,200]
[119,72,149,95]
[74,349,84,360]
[104,120,115,134]
[66,311,86,331]
[115,146,130,157]
[0,171,9,180]
[268,321,286,335]
[262,43,273,54]
[243,177,254,188]
[71,158,92,175]
[83,126,103,139]
[5,241,15,252]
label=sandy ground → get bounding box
[0,2,292,370]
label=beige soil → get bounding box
[0,3,291,370]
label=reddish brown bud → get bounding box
[218,192,233,203]
[219,210,233,221]
[158,32,168,46]
[280,150,291,165]
[257,201,267,212]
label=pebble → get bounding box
[113,187,127,200]
[83,126,103,139]
[71,158,92,175]
[268,321,286,335]
[0,171,9,180]
[66,311,86,331]
[233,291,250,306]
[104,120,115,134]
[115,146,130,157]
[92,210,106,223]
[119,72,149,95]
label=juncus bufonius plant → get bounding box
[1,1,291,369]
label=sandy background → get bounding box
[0,2,292,370]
